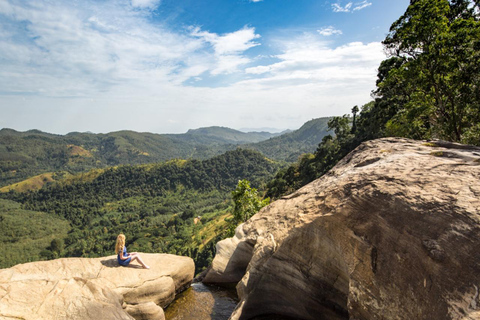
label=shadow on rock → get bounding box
[100,258,145,269]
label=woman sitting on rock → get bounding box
[115,234,150,269]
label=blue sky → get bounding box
[0,0,410,134]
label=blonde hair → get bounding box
[115,234,126,255]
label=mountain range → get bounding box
[0,117,331,187]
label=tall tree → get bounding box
[381,0,480,143]
[231,180,270,226]
[351,106,359,134]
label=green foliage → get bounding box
[381,0,480,142]
[229,180,270,235]
[50,238,64,256]
[0,199,70,268]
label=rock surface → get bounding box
[203,138,480,320]
[0,253,194,320]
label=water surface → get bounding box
[164,282,238,320]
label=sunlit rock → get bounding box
[205,138,480,320]
[0,253,194,320]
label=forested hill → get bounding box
[0,118,331,187]
[182,126,282,144]
[0,127,270,187]
[1,148,279,269]
[245,117,332,162]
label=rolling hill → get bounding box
[0,118,332,187]
[246,117,332,162]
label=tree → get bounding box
[50,238,64,257]
[351,106,359,134]
[381,0,480,143]
[230,180,270,232]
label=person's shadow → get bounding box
[100,258,144,268]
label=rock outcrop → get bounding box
[0,253,194,320]
[203,138,480,320]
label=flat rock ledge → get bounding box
[0,253,194,320]
[204,138,480,320]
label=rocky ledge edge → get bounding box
[0,253,194,320]
[204,138,480,320]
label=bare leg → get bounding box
[131,255,150,269]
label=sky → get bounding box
[0,0,410,134]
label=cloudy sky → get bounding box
[0,0,410,134]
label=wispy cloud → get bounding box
[353,1,372,11]
[245,34,384,86]
[0,0,260,96]
[191,26,260,75]
[191,27,260,55]
[0,0,193,96]
[317,26,343,36]
[131,0,161,10]
[332,1,372,13]
[332,2,353,13]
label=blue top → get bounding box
[117,246,131,266]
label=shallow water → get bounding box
[164,282,238,320]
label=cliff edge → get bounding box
[204,138,480,320]
[0,253,194,320]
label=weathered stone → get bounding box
[125,302,165,320]
[203,225,254,284]
[204,138,480,320]
[123,277,175,307]
[0,253,194,320]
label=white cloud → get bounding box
[250,0,263,2]
[0,0,261,96]
[131,0,161,10]
[244,34,385,88]
[317,26,343,36]
[332,2,353,12]
[191,26,261,74]
[353,1,372,11]
[192,27,260,55]
[332,1,372,13]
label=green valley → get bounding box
[1,149,279,272]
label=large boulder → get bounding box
[0,253,194,320]
[203,138,480,320]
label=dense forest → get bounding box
[0,118,330,188]
[0,149,279,270]
[0,199,70,267]
[266,0,480,198]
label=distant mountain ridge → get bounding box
[179,126,283,145]
[244,117,332,162]
[0,117,332,187]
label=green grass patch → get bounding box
[0,173,55,193]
